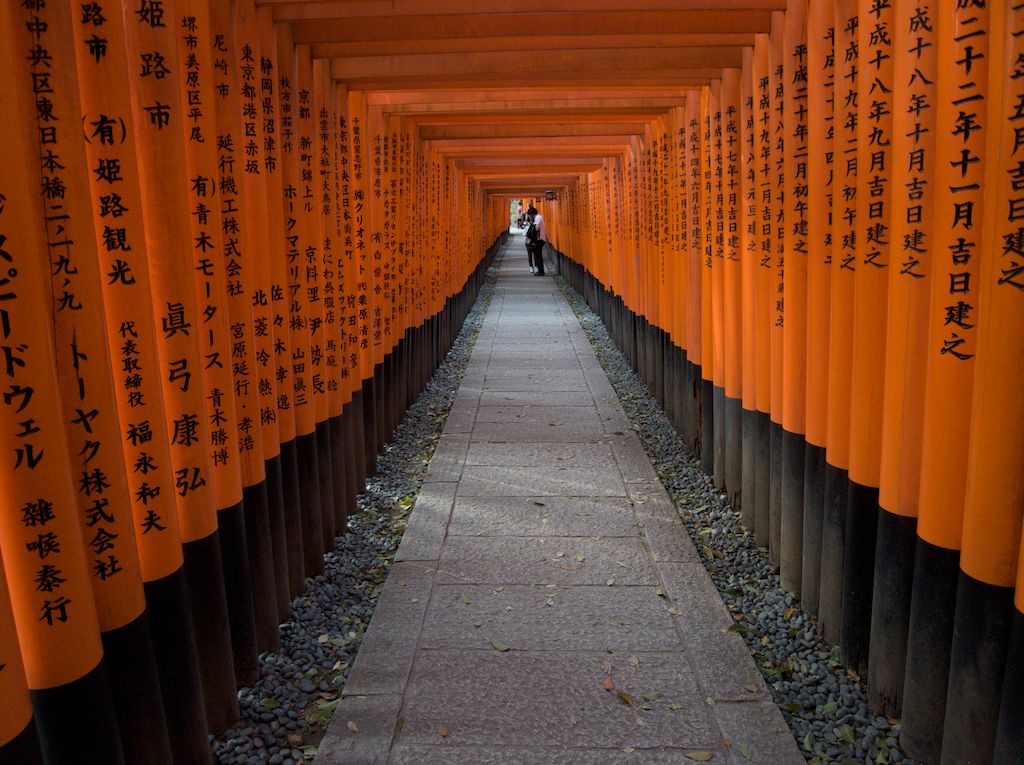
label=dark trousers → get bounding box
[531,242,545,274]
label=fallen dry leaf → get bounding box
[616,690,634,707]
[603,677,616,691]
[684,752,716,762]
[346,721,360,734]
[438,724,448,738]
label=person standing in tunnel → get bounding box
[527,205,546,276]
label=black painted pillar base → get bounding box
[994,608,1024,764]
[901,538,959,764]
[801,443,825,618]
[330,413,350,532]
[740,407,757,530]
[101,611,172,765]
[0,717,41,765]
[315,419,336,550]
[818,462,849,646]
[181,531,239,733]
[840,480,879,678]
[279,438,306,598]
[143,568,211,764]
[684,359,699,450]
[664,340,678,427]
[361,377,378,477]
[769,420,782,569]
[867,508,917,716]
[940,573,1013,765]
[780,428,805,594]
[240,481,280,654]
[723,395,742,510]
[341,404,359,513]
[699,377,714,475]
[350,390,368,493]
[30,660,125,765]
[712,385,726,490]
[264,453,292,618]
[215,499,257,685]
[372,363,385,456]
[296,430,324,578]
[753,411,771,548]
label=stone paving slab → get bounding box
[316,241,802,765]
[463,441,615,466]
[478,390,595,406]
[481,377,592,392]
[389,745,728,765]
[420,584,683,651]
[436,535,658,586]
[448,496,639,537]
[473,404,598,423]
[393,482,457,562]
[456,464,626,497]
[399,651,717,749]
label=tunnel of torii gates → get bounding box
[1,0,1024,763]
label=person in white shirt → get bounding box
[526,205,547,275]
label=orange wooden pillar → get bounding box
[906,1,992,756]
[752,33,774,548]
[235,0,294,627]
[0,12,123,760]
[350,90,378,479]
[0,544,38,763]
[768,10,786,567]
[257,5,306,599]
[700,86,715,476]
[987,7,1024,761]
[685,95,704,452]
[820,0,859,647]
[944,3,1023,761]
[277,24,325,578]
[722,68,744,512]
[739,50,759,533]
[710,79,726,490]
[188,0,262,687]
[9,2,176,761]
[318,67,353,536]
[297,45,338,553]
[802,0,834,618]
[71,0,219,759]
[869,0,938,721]
[122,0,242,731]
[840,0,897,677]
[780,0,808,594]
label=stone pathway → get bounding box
[316,238,803,765]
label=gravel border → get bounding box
[210,265,498,765]
[554,274,916,765]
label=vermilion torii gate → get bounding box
[0,1,1022,764]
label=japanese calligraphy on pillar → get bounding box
[0,8,105,684]
[859,0,894,273]
[933,0,990,362]
[175,0,245,512]
[18,0,147,631]
[125,0,220,539]
[996,3,1024,293]
[255,8,296,444]
[276,32,315,436]
[805,2,835,449]
[72,0,183,579]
